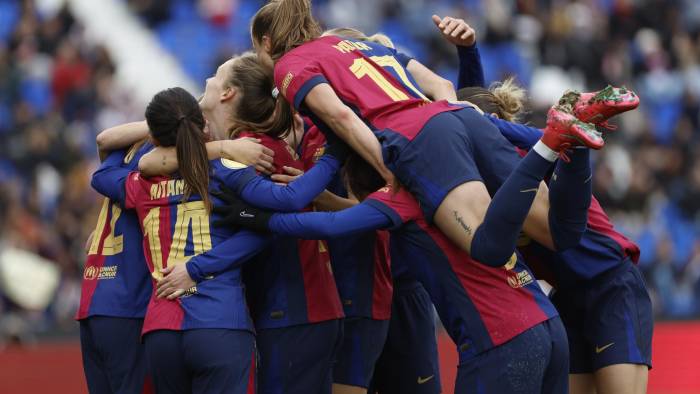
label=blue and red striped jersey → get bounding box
[76,142,153,320]
[274,36,459,143]
[91,151,279,334]
[365,186,558,357]
[299,126,392,320]
[239,132,344,329]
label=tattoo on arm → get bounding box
[162,155,167,166]
[453,211,472,236]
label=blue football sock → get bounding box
[470,148,554,267]
[548,148,592,250]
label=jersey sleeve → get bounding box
[91,150,131,206]
[275,53,329,111]
[395,51,414,68]
[486,115,543,150]
[457,44,485,89]
[267,202,393,239]
[185,230,269,282]
[364,187,421,229]
[238,154,340,212]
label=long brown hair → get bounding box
[456,77,526,122]
[251,0,321,62]
[225,52,293,139]
[145,87,211,210]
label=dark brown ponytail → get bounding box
[145,87,211,211]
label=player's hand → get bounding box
[223,138,275,174]
[211,185,274,232]
[156,265,195,300]
[271,166,303,185]
[432,15,476,47]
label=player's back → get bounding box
[366,186,557,359]
[276,35,458,141]
[76,142,153,321]
[123,159,259,333]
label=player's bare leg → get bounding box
[333,383,367,394]
[594,364,648,394]
[570,373,597,394]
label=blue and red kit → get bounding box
[77,142,153,320]
[91,148,342,333]
[262,186,566,392]
[77,141,153,394]
[487,117,653,372]
[233,133,344,394]
[299,125,392,388]
[238,131,344,329]
[91,147,340,394]
[275,36,509,220]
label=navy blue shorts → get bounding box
[391,107,520,221]
[553,261,653,373]
[455,317,569,394]
[370,282,441,394]
[143,329,254,394]
[257,319,344,394]
[333,317,390,388]
[79,316,148,394]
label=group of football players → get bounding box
[77,1,652,394]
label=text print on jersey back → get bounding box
[88,198,124,256]
[332,39,428,101]
[143,200,212,281]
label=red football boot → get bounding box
[560,85,640,130]
[540,105,604,156]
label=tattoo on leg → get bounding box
[453,211,472,236]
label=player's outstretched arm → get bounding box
[91,150,130,204]
[304,83,396,186]
[405,60,457,101]
[432,14,484,89]
[138,138,275,176]
[96,121,150,161]
[156,230,270,300]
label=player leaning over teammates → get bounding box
[457,82,650,394]
[318,26,448,394]
[212,90,613,393]
[249,0,606,289]
[90,86,347,394]
[424,14,650,394]
[137,53,350,394]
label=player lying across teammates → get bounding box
[77,0,652,393]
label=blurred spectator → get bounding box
[0,0,138,339]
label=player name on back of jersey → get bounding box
[149,179,185,200]
[333,39,372,54]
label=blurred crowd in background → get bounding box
[1,0,700,341]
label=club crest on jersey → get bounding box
[506,269,534,289]
[313,146,325,163]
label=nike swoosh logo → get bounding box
[520,188,539,193]
[239,211,255,218]
[595,342,614,354]
[417,375,434,384]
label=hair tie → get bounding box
[177,115,187,125]
[272,87,279,99]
